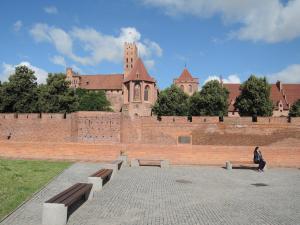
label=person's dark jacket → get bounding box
[253,150,262,164]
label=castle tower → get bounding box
[124,42,138,80]
[173,68,199,96]
[122,57,158,117]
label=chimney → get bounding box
[66,67,73,78]
[276,80,282,91]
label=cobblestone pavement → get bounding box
[1,164,300,225]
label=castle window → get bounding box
[180,85,184,91]
[134,83,141,101]
[189,85,192,93]
[144,85,150,101]
[136,73,140,79]
[126,58,128,63]
[131,58,133,62]
[131,64,133,68]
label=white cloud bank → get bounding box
[267,64,300,83]
[204,74,241,84]
[141,0,300,43]
[0,62,48,84]
[44,6,58,14]
[30,24,162,68]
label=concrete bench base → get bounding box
[226,161,267,170]
[87,176,103,199]
[118,155,128,166]
[131,159,170,168]
[103,164,118,179]
[42,203,67,225]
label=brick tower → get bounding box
[124,42,138,80]
[122,43,157,117]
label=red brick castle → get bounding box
[66,43,300,117]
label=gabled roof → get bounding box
[124,58,155,83]
[79,74,123,90]
[177,68,194,81]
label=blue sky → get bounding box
[0,0,300,88]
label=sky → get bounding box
[0,0,300,88]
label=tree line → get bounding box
[0,66,111,113]
[152,75,300,117]
[0,65,299,117]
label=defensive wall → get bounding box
[1,112,300,166]
[1,112,300,146]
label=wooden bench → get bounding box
[226,161,258,170]
[103,160,123,178]
[131,159,170,168]
[88,168,113,192]
[42,183,92,225]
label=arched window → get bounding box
[189,85,192,93]
[144,85,150,101]
[180,85,184,91]
[134,83,141,101]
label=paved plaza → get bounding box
[1,163,300,225]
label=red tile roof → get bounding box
[177,68,193,81]
[124,58,155,83]
[175,68,199,84]
[78,74,123,90]
[224,82,300,111]
[282,84,300,106]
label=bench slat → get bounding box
[62,184,92,206]
[46,183,92,206]
[46,183,83,203]
[90,169,113,178]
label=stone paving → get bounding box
[1,163,300,225]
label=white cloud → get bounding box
[141,0,300,43]
[204,74,241,84]
[44,6,58,14]
[0,61,48,84]
[267,64,300,83]
[13,20,22,32]
[30,24,162,67]
[50,55,66,67]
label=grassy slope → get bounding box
[0,159,71,220]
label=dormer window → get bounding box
[86,81,89,85]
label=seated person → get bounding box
[253,146,266,172]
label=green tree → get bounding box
[189,80,229,116]
[76,89,112,111]
[37,73,78,113]
[0,65,38,113]
[234,75,273,116]
[152,84,189,116]
[289,99,300,117]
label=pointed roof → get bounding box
[124,58,155,83]
[177,68,194,81]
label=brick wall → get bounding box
[0,113,72,142]
[71,111,121,143]
[121,116,300,146]
[0,141,299,167]
[1,113,300,146]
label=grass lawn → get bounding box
[0,158,71,220]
